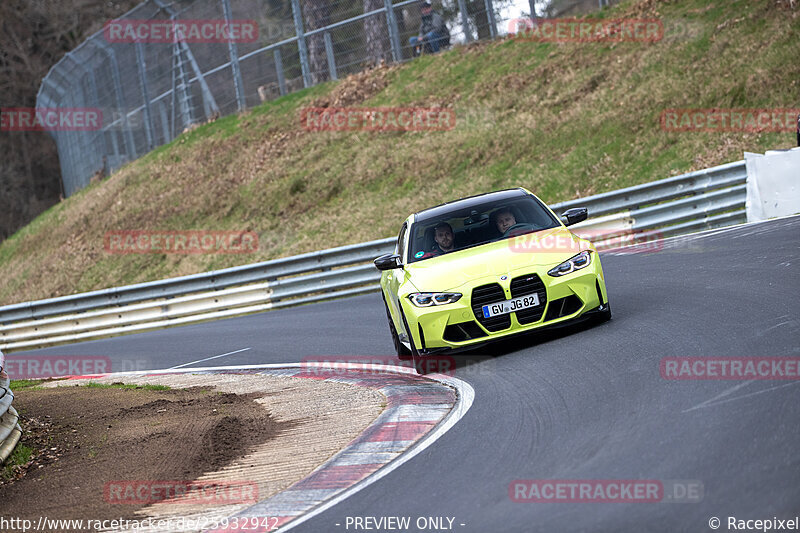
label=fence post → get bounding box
[484,0,497,39]
[323,32,337,81]
[291,0,313,88]
[221,0,247,112]
[383,0,402,63]
[274,49,287,96]
[64,53,109,172]
[152,0,220,121]
[64,69,90,188]
[157,100,170,144]
[89,40,137,160]
[42,74,78,194]
[172,39,194,133]
[134,41,155,152]
[457,0,472,43]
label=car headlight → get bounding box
[407,292,462,307]
[547,250,592,277]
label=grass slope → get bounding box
[1,0,798,305]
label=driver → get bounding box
[494,208,516,234]
[431,222,456,255]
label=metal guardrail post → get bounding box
[134,41,156,152]
[324,32,338,81]
[221,0,247,112]
[484,0,497,39]
[274,49,288,96]
[383,0,403,63]
[291,0,313,88]
[457,0,472,43]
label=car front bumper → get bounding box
[400,260,608,353]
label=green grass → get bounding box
[0,0,797,305]
[2,443,32,481]
[9,380,44,390]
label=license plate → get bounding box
[482,294,540,318]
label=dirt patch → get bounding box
[309,63,396,108]
[0,384,291,526]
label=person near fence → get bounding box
[410,2,450,56]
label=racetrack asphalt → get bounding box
[13,215,800,532]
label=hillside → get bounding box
[1,0,798,306]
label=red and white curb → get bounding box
[60,362,474,532]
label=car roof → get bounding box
[413,188,529,223]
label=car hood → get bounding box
[404,227,592,292]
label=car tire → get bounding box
[382,293,412,360]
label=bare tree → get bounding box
[302,0,332,84]
[362,0,391,66]
[0,0,141,242]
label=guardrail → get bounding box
[0,159,747,352]
[0,351,22,464]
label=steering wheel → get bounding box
[502,223,535,238]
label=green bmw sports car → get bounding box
[374,188,611,372]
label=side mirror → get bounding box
[374,253,403,271]
[560,207,588,227]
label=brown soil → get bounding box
[0,384,291,527]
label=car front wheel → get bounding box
[382,294,412,360]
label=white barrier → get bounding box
[0,351,22,464]
[745,147,800,222]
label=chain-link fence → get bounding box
[36,0,605,196]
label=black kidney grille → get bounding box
[471,283,511,332]
[510,273,547,325]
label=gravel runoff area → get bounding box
[1,372,385,531]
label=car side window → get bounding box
[397,223,408,262]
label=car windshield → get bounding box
[407,194,560,263]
